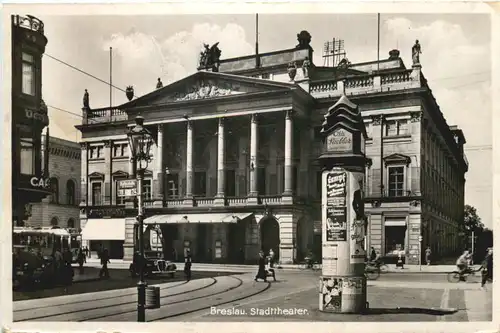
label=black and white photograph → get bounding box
[1,3,497,331]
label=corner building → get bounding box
[76,32,467,264]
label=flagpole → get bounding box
[255,13,260,68]
[110,47,113,108]
[377,13,380,72]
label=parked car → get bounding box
[13,250,73,290]
[129,250,176,278]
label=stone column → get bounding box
[154,124,164,207]
[215,117,226,206]
[184,120,194,206]
[247,114,259,205]
[283,110,294,203]
[80,142,88,206]
[104,140,112,205]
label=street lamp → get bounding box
[127,115,153,322]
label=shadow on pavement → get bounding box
[366,307,457,316]
[13,270,244,302]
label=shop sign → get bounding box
[30,176,50,189]
[87,207,126,218]
[326,128,353,153]
[25,109,49,123]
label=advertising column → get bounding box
[319,167,367,313]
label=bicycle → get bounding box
[366,260,389,273]
[364,266,380,280]
[447,265,483,283]
[299,259,321,271]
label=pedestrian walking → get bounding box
[184,249,192,281]
[99,248,110,279]
[77,248,85,275]
[481,248,493,288]
[425,246,432,265]
[254,250,267,282]
[369,247,377,262]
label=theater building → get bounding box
[24,135,81,230]
[76,31,467,264]
[11,14,52,227]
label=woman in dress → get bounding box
[254,250,267,282]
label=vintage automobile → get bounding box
[129,250,177,278]
[13,249,73,289]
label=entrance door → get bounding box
[260,217,280,260]
[228,222,246,264]
[160,224,178,260]
[197,224,208,262]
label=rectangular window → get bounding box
[225,169,236,197]
[257,167,266,195]
[388,166,405,197]
[97,146,103,158]
[143,179,152,200]
[20,137,35,175]
[22,53,35,95]
[194,171,207,196]
[167,173,179,198]
[91,182,102,206]
[385,119,409,136]
[113,143,128,157]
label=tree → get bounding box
[463,204,484,232]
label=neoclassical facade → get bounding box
[76,33,467,264]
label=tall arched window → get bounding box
[67,218,75,228]
[50,217,59,226]
[66,179,76,205]
[50,177,59,203]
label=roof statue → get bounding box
[83,89,89,108]
[296,30,312,49]
[412,40,422,65]
[302,57,311,78]
[198,42,222,72]
[156,78,163,89]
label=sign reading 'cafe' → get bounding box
[30,176,50,189]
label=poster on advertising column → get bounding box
[326,207,347,241]
[325,171,347,242]
[349,171,367,264]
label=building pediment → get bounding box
[88,172,105,179]
[112,170,129,178]
[383,153,411,166]
[121,71,296,109]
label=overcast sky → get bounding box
[26,13,491,227]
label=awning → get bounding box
[82,219,125,240]
[144,212,253,225]
[384,220,407,227]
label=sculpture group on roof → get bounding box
[199,42,222,72]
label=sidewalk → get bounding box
[81,258,457,274]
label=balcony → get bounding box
[309,69,420,99]
[83,107,128,125]
[365,189,422,207]
[163,194,303,208]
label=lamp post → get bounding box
[127,115,153,322]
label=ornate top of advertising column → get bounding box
[318,94,370,170]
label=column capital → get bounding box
[218,117,225,126]
[158,123,164,133]
[80,142,88,150]
[285,109,294,120]
[104,140,112,148]
[187,120,193,130]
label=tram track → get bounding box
[15,278,217,321]
[148,278,272,322]
[82,275,247,322]
[14,280,189,312]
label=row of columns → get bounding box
[152,110,295,202]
